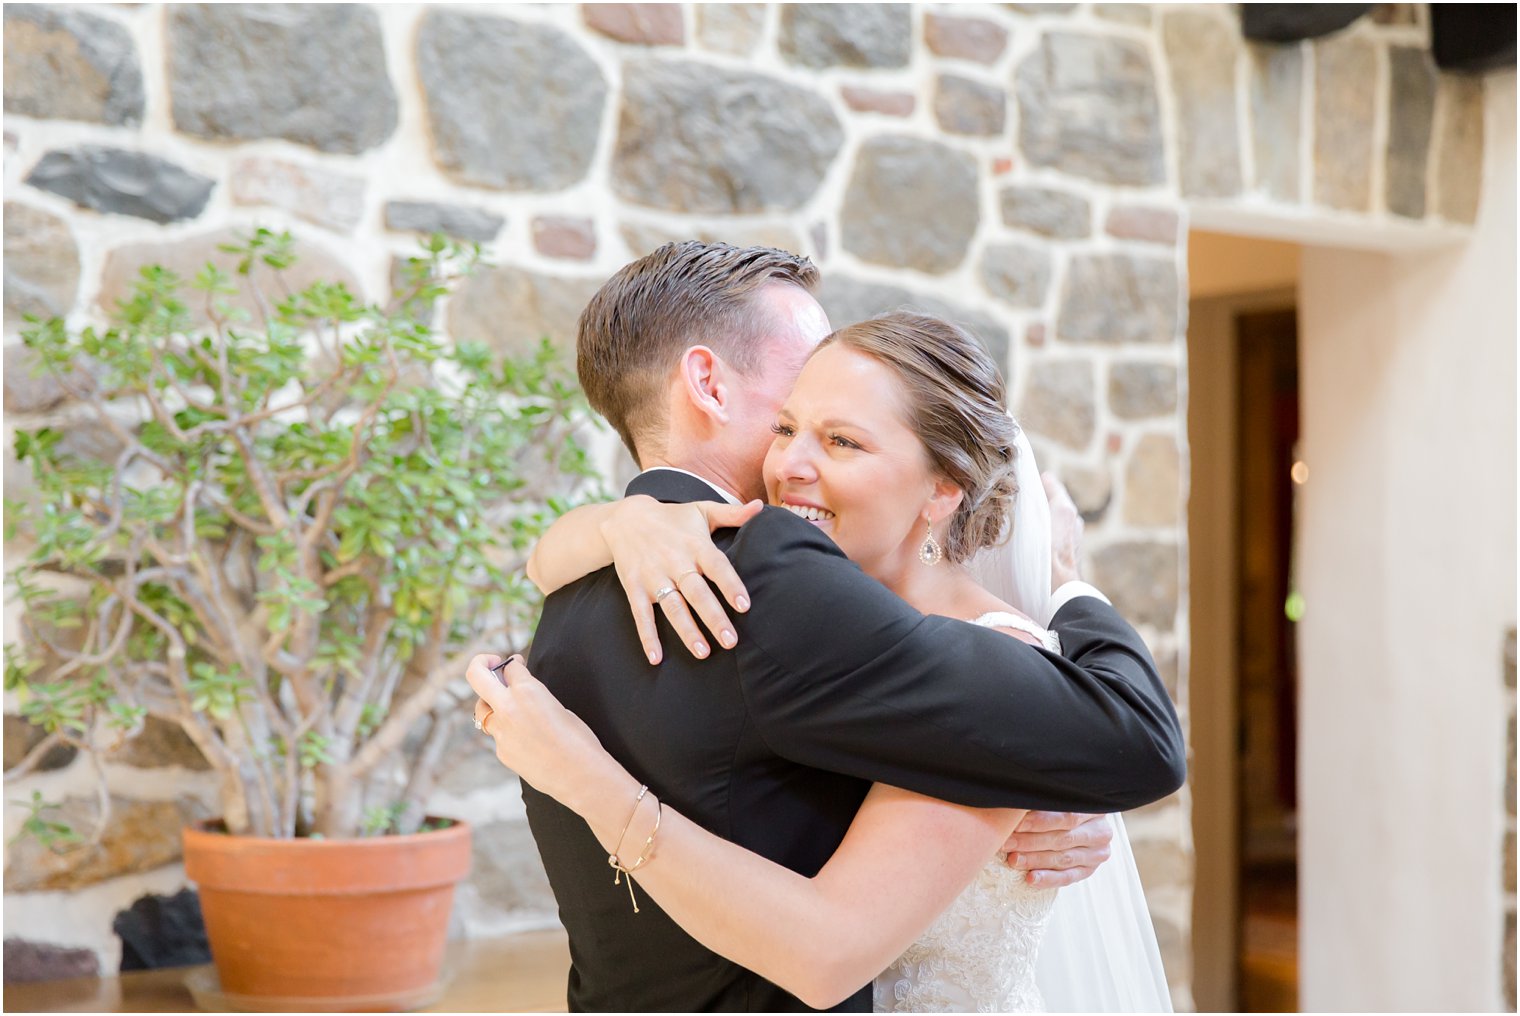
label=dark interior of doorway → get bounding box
[1235,307,1301,1012]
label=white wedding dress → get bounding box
[873,612,1063,1014]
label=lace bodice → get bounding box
[872,611,1060,1013]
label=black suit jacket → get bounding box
[522,470,1184,1012]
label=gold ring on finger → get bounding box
[676,569,701,584]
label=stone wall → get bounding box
[2,2,1482,999]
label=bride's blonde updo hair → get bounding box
[818,311,1019,564]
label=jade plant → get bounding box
[4,230,601,840]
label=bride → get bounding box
[469,312,1171,1012]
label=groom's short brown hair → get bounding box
[577,241,819,459]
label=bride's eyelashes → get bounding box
[769,420,862,451]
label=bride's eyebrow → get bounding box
[820,417,872,436]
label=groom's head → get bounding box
[577,241,831,498]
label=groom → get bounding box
[479,242,1184,1011]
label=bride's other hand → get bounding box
[1000,811,1114,888]
[599,496,763,665]
[467,654,623,813]
[1043,472,1085,591]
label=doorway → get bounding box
[1187,232,1303,1012]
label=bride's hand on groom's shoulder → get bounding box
[599,496,762,664]
[1001,811,1114,888]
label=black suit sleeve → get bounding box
[728,508,1186,812]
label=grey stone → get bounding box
[841,86,916,117]
[470,818,557,914]
[998,186,1090,239]
[1249,43,1303,202]
[583,4,684,45]
[1131,836,1191,888]
[533,216,597,260]
[779,4,910,69]
[420,13,604,193]
[698,3,765,55]
[1505,627,1516,689]
[1154,642,1180,699]
[814,275,1011,373]
[1110,362,1179,419]
[26,146,214,224]
[1508,713,1515,818]
[934,74,1007,136]
[1089,540,1179,629]
[979,243,1052,309]
[3,202,80,332]
[1057,254,1179,345]
[98,229,361,329]
[1153,911,1191,990]
[1435,75,1484,224]
[169,4,396,155]
[385,201,503,245]
[1106,205,1180,245]
[1062,463,1112,524]
[840,136,978,274]
[112,716,210,771]
[1123,432,1180,526]
[4,343,79,414]
[1506,829,1515,895]
[619,222,805,260]
[230,157,364,234]
[4,714,78,772]
[1506,911,1516,1012]
[4,795,211,891]
[1313,36,1377,212]
[925,14,1008,64]
[1018,359,1095,451]
[1163,12,1243,198]
[4,6,144,125]
[448,266,606,358]
[1372,4,1419,26]
[1016,32,1165,186]
[1094,3,1153,25]
[1386,48,1437,218]
[2,939,100,983]
[613,60,842,214]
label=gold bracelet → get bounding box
[607,792,662,914]
[610,784,648,861]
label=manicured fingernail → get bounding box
[736,596,750,612]
[648,649,661,665]
[693,640,709,658]
[1013,854,1027,868]
[719,629,736,648]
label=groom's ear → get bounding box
[678,345,731,424]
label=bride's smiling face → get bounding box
[763,343,952,576]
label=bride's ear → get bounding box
[926,477,964,524]
[677,346,731,425]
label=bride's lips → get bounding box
[777,498,836,526]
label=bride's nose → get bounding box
[775,433,820,485]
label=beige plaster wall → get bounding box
[1297,69,1516,1012]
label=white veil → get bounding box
[969,422,1174,1013]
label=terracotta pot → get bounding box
[183,818,471,1012]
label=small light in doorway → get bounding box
[1290,460,1309,485]
[1285,590,1306,623]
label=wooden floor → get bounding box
[1239,861,1299,1012]
[2,929,571,1013]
